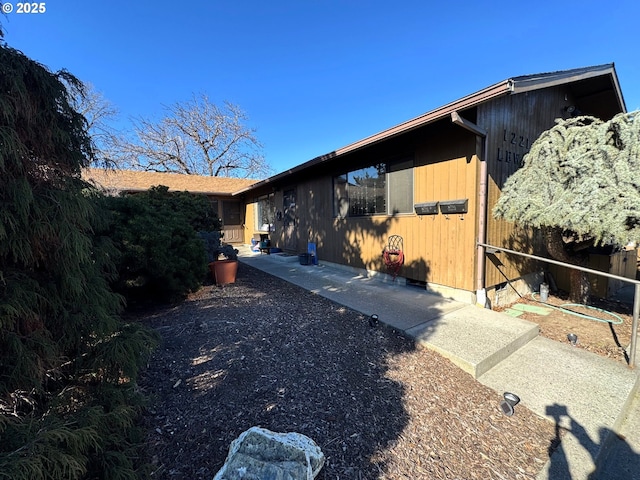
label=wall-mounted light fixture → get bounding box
[564,105,582,117]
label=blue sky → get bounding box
[3,0,639,175]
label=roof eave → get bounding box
[336,80,511,156]
[237,64,627,196]
[511,63,626,112]
[235,80,512,195]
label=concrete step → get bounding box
[406,305,540,378]
[269,252,299,262]
[478,337,638,480]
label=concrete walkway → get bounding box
[237,248,639,480]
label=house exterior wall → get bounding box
[242,76,624,300]
[478,86,572,288]
[245,122,480,292]
[411,126,478,291]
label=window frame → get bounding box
[255,193,276,232]
[333,156,414,218]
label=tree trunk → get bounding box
[543,227,590,304]
[568,267,591,304]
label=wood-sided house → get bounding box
[83,168,258,244]
[236,64,627,304]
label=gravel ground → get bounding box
[138,263,557,479]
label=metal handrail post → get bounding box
[631,284,640,368]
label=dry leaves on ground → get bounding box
[138,264,556,479]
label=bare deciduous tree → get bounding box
[117,94,270,178]
[70,82,121,169]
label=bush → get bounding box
[0,45,158,480]
[103,186,214,305]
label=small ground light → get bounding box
[369,314,379,327]
[567,333,578,346]
[499,392,520,417]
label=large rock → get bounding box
[213,426,325,480]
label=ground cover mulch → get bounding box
[138,264,557,479]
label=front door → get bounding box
[221,200,244,244]
[282,188,297,251]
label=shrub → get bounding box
[0,45,158,480]
[103,186,213,305]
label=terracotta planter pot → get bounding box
[209,260,238,285]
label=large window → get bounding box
[333,157,414,217]
[256,193,275,231]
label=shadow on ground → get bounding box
[139,265,416,479]
[545,403,640,480]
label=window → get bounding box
[283,189,297,226]
[256,193,275,231]
[333,157,413,217]
[222,200,242,226]
[210,198,220,219]
[348,164,386,216]
[387,158,414,214]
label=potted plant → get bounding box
[200,231,239,285]
[210,244,239,285]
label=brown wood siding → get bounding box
[244,88,577,292]
[245,124,479,292]
[478,87,572,288]
[241,72,624,296]
[243,202,257,244]
[413,129,478,290]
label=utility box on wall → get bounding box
[439,199,468,214]
[414,202,438,215]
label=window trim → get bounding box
[333,156,414,218]
[255,193,276,232]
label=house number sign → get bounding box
[497,129,530,167]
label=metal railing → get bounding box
[478,243,640,368]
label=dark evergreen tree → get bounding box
[102,186,215,305]
[494,112,640,303]
[0,45,157,479]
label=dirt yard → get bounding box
[497,292,635,365]
[137,264,557,479]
